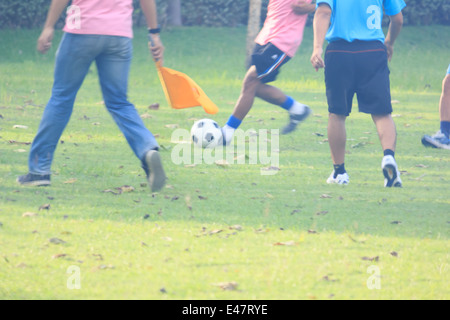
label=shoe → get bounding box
[422,130,450,150]
[143,150,167,192]
[281,105,311,135]
[382,155,402,187]
[326,171,349,185]
[17,173,51,187]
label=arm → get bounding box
[37,0,71,54]
[140,0,164,64]
[311,3,331,71]
[384,12,403,62]
[291,0,316,15]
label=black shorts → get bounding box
[324,40,392,116]
[251,43,290,84]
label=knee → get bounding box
[242,67,260,91]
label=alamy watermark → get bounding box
[367,265,381,290]
[67,265,81,290]
[170,128,280,175]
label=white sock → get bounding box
[289,101,307,115]
[222,125,235,144]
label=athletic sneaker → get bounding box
[421,130,450,150]
[142,150,167,192]
[281,105,311,135]
[382,155,402,188]
[326,171,349,185]
[17,173,51,187]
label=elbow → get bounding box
[316,5,331,20]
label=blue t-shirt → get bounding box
[316,0,406,43]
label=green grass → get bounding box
[0,26,449,300]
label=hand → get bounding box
[37,27,54,54]
[310,48,325,71]
[148,34,165,65]
[384,41,394,62]
[292,0,314,15]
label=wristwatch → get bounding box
[148,26,161,34]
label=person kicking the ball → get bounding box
[311,0,406,187]
[221,0,316,145]
[422,64,450,150]
[16,0,167,192]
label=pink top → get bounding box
[255,0,311,57]
[63,0,134,38]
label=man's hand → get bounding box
[384,41,394,62]
[292,0,315,15]
[37,27,55,54]
[310,48,325,72]
[149,34,164,65]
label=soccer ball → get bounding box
[191,119,223,149]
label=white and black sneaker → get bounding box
[326,171,349,185]
[281,104,311,135]
[422,130,450,150]
[142,150,167,192]
[382,155,402,188]
[17,173,51,187]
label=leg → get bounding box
[372,114,402,187]
[372,114,397,152]
[439,74,450,133]
[328,113,347,165]
[96,36,165,191]
[422,73,450,149]
[256,83,287,106]
[231,66,261,120]
[326,113,349,184]
[95,36,159,161]
[28,33,95,175]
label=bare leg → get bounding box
[372,114,397,152]
[328,113,347,165]
[256,83,287,106]
[231,66,262,120]
[440,74,450,122]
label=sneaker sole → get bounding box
[421,136,450,150]
[145,150,166,192]
[16,178,51,187]
[383,164,402,188]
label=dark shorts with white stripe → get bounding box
[251,42,290,84]
[325,40,392,116]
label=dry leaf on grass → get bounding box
[213,282,238,291]
[22,212,38,217]
[49,238,66,245]
[273,240,296,246]
[39,204,50,211]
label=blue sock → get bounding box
[226,115,242,129]
[280,96,294,111]
[440,121,450,138]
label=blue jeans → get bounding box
[29,33,159,175]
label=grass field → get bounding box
[0,26,449,300]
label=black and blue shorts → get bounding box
[324,40,392,116]
[251,43,290,84]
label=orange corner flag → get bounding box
[155,61,219,115]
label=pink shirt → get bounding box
[63,0,134,38]
[255,0,311,57]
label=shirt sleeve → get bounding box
[316,0,333,11]
[383,0,406,16]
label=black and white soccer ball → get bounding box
[191,119,223,149]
